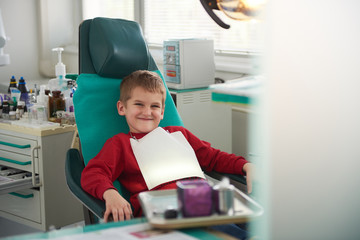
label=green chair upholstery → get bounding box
[65,17,183,222]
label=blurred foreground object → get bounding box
[0,8,10,66]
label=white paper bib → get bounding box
[130,127,205,190]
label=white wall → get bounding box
[0,0,81,93]
[0,0,46,92]
[257,0,360,239]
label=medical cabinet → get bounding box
[170,88,232,153]
[0,123,83,231]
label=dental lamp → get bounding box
[200,0,266,29]
[0,8,10,66]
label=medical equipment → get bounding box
[163,39,215,90]
[0,8,10,66]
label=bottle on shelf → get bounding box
[7,76,17,94]
[36,85,49,121]
[17,77,29,109]
[49,90,65,122]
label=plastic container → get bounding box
[177,179,213,218]
[213,177,235,215]
[29,104,47,124]
[48,48,69,92]
[7,76,17,94]
[37,85,49,121]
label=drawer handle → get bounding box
[32,146,41,187]
[0,156,31,165]
[0,141,31,149]
[9,192,34,199]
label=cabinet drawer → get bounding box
[0,134,38,157]
[0,166,39,195]
[0,150,38,173]
[0,189,41,223]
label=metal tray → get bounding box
[138,188,263,229]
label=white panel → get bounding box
[173,89,232,153]
[258,0,360,239]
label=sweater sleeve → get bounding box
[178,127,249,176]
[81,136,125,200]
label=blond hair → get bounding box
[120,70,166,106]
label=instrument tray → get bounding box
[138,188,263,229]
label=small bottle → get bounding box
[29,89,37,105]
[9,111,16,120]
[7,76,17,94]
[17,101,25,118]
[2,101,10,119]
[49,90,65,119]
[37,85,49,121]
[17,77,29,107]
[15,109,20,120]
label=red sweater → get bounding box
[81,126,248,217]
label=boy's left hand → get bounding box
[243,163,255,194]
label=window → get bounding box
[81,0,262,74]
[82,0,134,21]
[82,0,263,53]
[143,0,263,53]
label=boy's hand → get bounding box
[243,163,255,194]
[103,189,133,222]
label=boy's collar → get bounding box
[129,127,169,140]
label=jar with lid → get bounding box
[49,90,65,119]
[9,111,16,120]
[17,101,25,118]
[2,101,10,119]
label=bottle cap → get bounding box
[19,76,25,83]
[10,76,16,83]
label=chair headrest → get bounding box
[89,18,150,79]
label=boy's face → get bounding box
[117,86,165,133]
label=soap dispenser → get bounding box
[48,47,69,92]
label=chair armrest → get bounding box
[221,173,247,185]
[205,171,248,194]
[205,171,247,185]
[65,148,105,219]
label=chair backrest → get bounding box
[74,18,183,197]
[78,18,159,77]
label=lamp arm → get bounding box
[199,0,230,29]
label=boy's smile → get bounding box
[117,86,165,133]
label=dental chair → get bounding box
[65,17,246,225]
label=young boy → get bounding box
[81,70,254,223]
